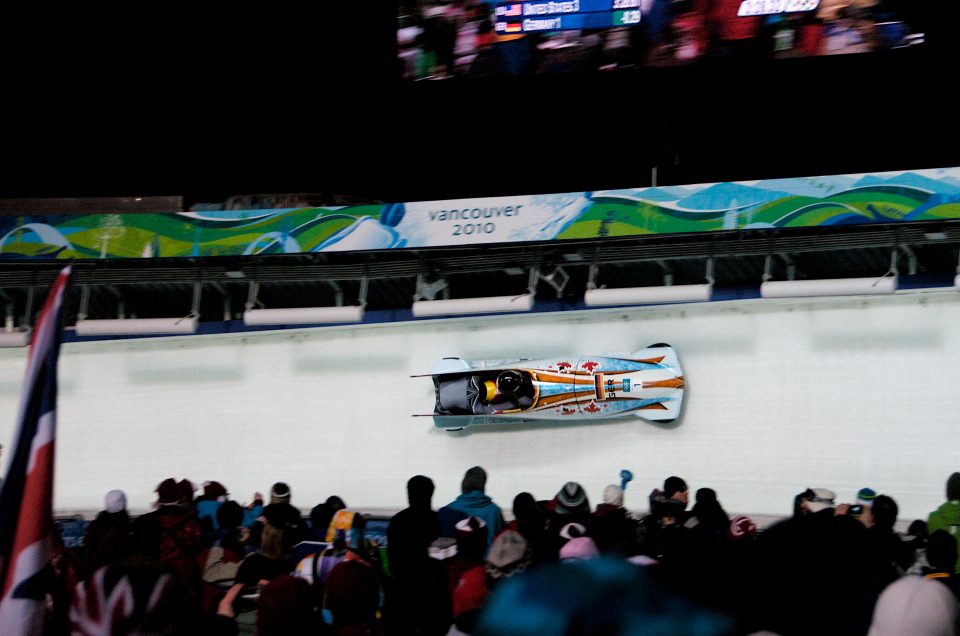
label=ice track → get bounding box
[1,289,959,524]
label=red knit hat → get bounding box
[453,566,488,617]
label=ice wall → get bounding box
[1,289,959,523]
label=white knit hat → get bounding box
[104,489,127,514]
[603,484,624,506]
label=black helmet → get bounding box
[496,370,523,394]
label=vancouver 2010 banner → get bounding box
[2,168,959,260]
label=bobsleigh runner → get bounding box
[414,344,685,431]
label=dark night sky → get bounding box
[1,6,958,207]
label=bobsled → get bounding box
[416,344,685,431]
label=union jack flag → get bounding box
[0,266,71,634]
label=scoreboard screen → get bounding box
[397,0,927,80]
[494,0,641,34]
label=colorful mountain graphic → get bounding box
[2,168,960,260]
[753,175,859,198]
[675,183,791,211]
[853,172,960,195]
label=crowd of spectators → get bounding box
[47,468,960,634]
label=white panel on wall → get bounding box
[1,289,959,525]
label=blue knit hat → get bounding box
[856,488,877,507]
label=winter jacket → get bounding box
[443,491,504,548]
[131,505,203,590]
[928,501,960,573]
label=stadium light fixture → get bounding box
[583,259,714,307]
[0,330,30,348]
[243,305,364,326]
[410,268,536,317]
[0,301,29,347]
[955,250,960,290]
[74,281,202,337]
[760,251,898,298]
[761,276,897,298]
[412,293,535,317]
[241,278,367,326]
[74,316,199,336]
[584,284,713,307]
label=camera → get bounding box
[848,504,864,515]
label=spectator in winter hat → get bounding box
[559,536,600,560]
[928,472,960,573]
[559,522,587,541]
[555,521,590,558]
[201,480,228,500]
[438,468,489,538]
[663,476,689,504]
[647,476,690,526]
[462,466,487,493]
[602,484,623,507]
[177,479,197,508]
[309,495,346,541]
[130,478,203,590]
[447,517,490,632]
[196,480,229,534]
[154,478,181,507]
[857,487,878,508]
[844,487,877,527]
[649,491,688,526]
[269,481,290,504]
[592,485,636,555]
[246,483,300,554]
[486,529,533,585]
[80,490,133,579]
[105,489,127,514]
[553,481,590,516]
[797,487,836,515]
[545,482,592,551]
[448,517,488,590]
[688,488,730,544]
[256,481,307,548]
[868,574,958,636]
[442,466,505,549]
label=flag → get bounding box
[0,266,71,634]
